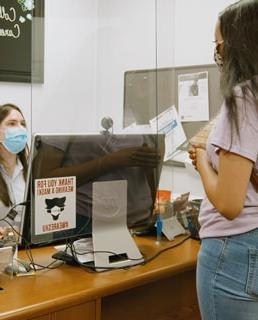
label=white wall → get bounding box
[0,83,32,131]
[174,0,236,66]
[95,0,175,131]
[157,0,175,68]
[0,0,174,133]
[31,0,98,133]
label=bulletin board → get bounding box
[0,0,44,83]
[123,64,222,140]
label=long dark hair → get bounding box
[219,0,258,132]
[0,103,28,206]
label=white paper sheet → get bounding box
[178,71,209,122]
[162,216,186,241]
[149,106,187,161]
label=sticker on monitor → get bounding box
[34,176,76,235]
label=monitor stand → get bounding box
[92,180,144,271]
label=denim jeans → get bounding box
[197,229,258,320]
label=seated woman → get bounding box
[0,103,29,239]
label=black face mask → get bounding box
[214,46,223,71]
[45,197,66,212]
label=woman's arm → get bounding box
[34,144,161,186]
[193,147,253,220]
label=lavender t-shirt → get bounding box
[199,88,258,238]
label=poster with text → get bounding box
[34,176,76,235]
[178,71,209,122]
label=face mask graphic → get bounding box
[3,127,28,154]
[214,47,223,71]
[45,197,66,221]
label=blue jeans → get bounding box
[197,229,258,320]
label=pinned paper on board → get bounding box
[149,106,186,161]
[34,176,76,235]
[178,71,209,122]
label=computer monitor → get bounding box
[21,132,165,247]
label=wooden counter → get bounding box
[0,235,200,320]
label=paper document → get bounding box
[149,106,186,161]
[178,71,209,122]
[162,216,186,241]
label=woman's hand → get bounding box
[107,146,162,168]
[188,144,208,171]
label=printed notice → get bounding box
[34,176,76,235]
[178,71,209,122]
[149,106,187,161]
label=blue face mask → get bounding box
[3,127,28,154]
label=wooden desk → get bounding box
[0,236,200,320]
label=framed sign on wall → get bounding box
[0,0,44,83]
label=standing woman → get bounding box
[189,1,258,319]
[0,103,29,236]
